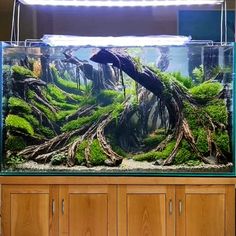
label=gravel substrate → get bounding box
[7,159,234,174]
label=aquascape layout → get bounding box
[1,44,235,174]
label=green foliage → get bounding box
[186,160,202,166]
[51,154,67,165]
[33,101,57,122]
[22,114,40,127]
[133,57,143,72]
[183,102,199,130]
[133,141,176,162]
[47,84,67,101]
[51,66,81,94]
[6,114,34,135]
[90,139,107,165]
[38,126,55,139]
[213,131,230,153]
[5,135,26,151]
[6,155,25,168]
[12,65,36,80]
[27,90,36,99]
[171,72,193,89]
[192,65,204,83]
[8,97,32,113]
[204,99,228,124]
[195,128,208,154]
[97,90,123,105]
[143,133,166,148]
[75,141,87,165]
[61,105,114,132]
[57,110,77,121]
[189,82,223,101]
[174,140,197,165]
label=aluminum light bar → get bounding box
[41,35,191,46]
[18,0,224,7]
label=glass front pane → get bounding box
[0,42,235,175]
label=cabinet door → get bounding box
[2,185,58,236]
[59,185,117,236]
[176,185,235,236]
[118,185,175,236]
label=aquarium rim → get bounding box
[17,0,224,7]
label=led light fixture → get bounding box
[18,0,224,7]
[41,35,191,46]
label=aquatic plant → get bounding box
[38,126,55,139]
[33,101,57,122]
[192,65,204,83]
[47,84,67,101]
[143,133,166,148]
[22,114,40,127]
[8,97,32,113]
[171,71,193,88]
[6,114,34,135]
[5,135,26,151]
[97,90,123,105]
[6,155,25,169]
[189,82,223,101]
[12,65,36,80]
[51,154,67,165]
[90,139,107,165]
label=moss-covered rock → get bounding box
[75,141,87,165]
[51,154,67,165]
[5,135,26,151]
[38,126,55,139]
[33,101,57,122]
[47,84,67,102]
[189,82,223,101]
[97,90,123,105]
[90,139,107,165]
[8,97,32,113]
[12,65,36,80]
[213,131,230,153]
[204,99,228,124]
[22,114,40,127]
[195,128,208,154]
[6,114,34,135]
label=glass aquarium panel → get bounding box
[0,42,235,175]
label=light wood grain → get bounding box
[118,185,175,236]
[59,185,117,236]
[1,176,236,185]
[2,185,52,236]
[176,185,235,236]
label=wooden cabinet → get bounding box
[118,185,235,236]
[176,185,235,236]
[2,185,58,236]
[118,185,175,236]
[1,180,235,236]
[59,185,117,236]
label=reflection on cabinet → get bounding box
[176,185,235,236]
[118,185,175,236]
[2,185,58,236]
[59,185,117,236]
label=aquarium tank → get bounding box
[0,36,235,176]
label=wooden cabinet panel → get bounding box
[2,185,58,236]
[59,185,117,236]
[118,185,175,236]
[176,185,235,236]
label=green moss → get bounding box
[12,65,36,80]
[61,105,114,132]
[47,84,67,101]
[51,154,67,165]
[38,126,55,139]
[189,82,223,101]
[6,114,34,135]
[143,134,166,148]
[22,114,40,127]
[183,102,199,130]
[57,110,77,121]
[213,131,230,153]
[186,160,202,166]
[174,140,198,165]
[51,66,81,94]
[5,135,26,151]
[8,97,32,113]
[33,101,57,122]
[133,141,176,162]
[90,139,107,165]
[204,99,228,124]
[27,90,36,99]
[171,72,193,89]
[75,141,87,165]
[192,65,204,84]
[97,90,123,105]
[195,128,208,154]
